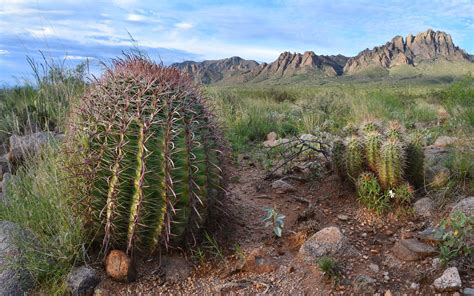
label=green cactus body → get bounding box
[345,136,364,181]
[361,120,380,134]
[365,131,382,172]
[385,121,404,140]
[331,139,346,180]
[405,132,425,189]
[70,57,224,255]
[378,137,405,189]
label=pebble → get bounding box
[337,214,349,221]
[369,263,379,273]
[410,282,420,290]
[361,233,368,238]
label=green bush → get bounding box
[436,211,474,265]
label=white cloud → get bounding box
[63,55,94,60]
[126,13,145,22]
[174,22,193,30]
[26,26,56,37]
[0,50,9,55]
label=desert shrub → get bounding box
[356,172,389,214]
[68,56,225,256]
[392,182,414,206]
[0,140,86,294]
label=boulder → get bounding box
[424,145,449,167]
[299,227,346,262]
[8,132,55,167]
[391,238,437,261]
[241,247,278,274]
[0,221,36,295]
[413,197,435,218]
[433,267,462,292]
[263,132,278,147]
[105,250,137,283]
[450,196,474,217]
[66,266,100,296]
[433,136,458,148]
[271,179,296,194]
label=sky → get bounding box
[1,0,473,85]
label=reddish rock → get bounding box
[242,247,278,273]
[391,238,437,261]
[105,250,137,283]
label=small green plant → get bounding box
[345,136,365,181]
[356,172,389,214]
[317,256,341,284]
[203,232,225,262]
[191,247,206,265]
[262,207,285,237]
[378,137,405,189]
[436,211,474,265]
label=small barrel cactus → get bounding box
[331,139,346,180]
[364,131,382,172]
[360,119,380,135]
[405,132,425,189]
[378,137,405,189]
[385,120,404,140]
[68,56,225,256]
[345,136,364,181]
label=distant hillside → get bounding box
[172,29,473,84]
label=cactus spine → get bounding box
[69,56,224,255]
[405,132,425,189]
[345,136,364,181]
[364,131,382,172]
[378,137,405,189]
[331,139,346,180]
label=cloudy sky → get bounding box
[1,0,473,85]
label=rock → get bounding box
[263,132,278,147]
[0,221,36,295]
[0,154,9,174]
[384,290,393,296]
[410,282,420,290]
[432,258,442,270]
[426,165,450,188]
[353,275,376,295]
[105,250,137,283]
[424,146,450,168]
[271,179,296,194]
[66,266,100,296]
[433,136,458,148]
[413,197,435,218]
[160,256,192,282]
[391,238,437,261]
[242,247,278,274]
[416,227,442,244]
[464,288,474,295]
[337,214,349,221]
[433,267,462,292]
[369,263,379,273]
[451,196,474,217]
[8,132,56,167]
[299,227,346,261]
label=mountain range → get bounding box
[172,29,473,84]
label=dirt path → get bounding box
[97,161,473,295]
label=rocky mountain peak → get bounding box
[344,29,470,74]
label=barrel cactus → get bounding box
[378,137,405,189]
[68,56,225,256]
[331,139,346,180]
[345,136,364,181]
[364,131,382,172]
[405,132,425,189]
[385,120,404,140]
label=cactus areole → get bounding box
[70,56,225,256]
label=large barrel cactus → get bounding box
[69,56,225,256]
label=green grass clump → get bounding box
[393,182,414,206]
[0,141,86,295]
[356,172,389,214]
[317,256,341,284]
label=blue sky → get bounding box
[1,0,473,85]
